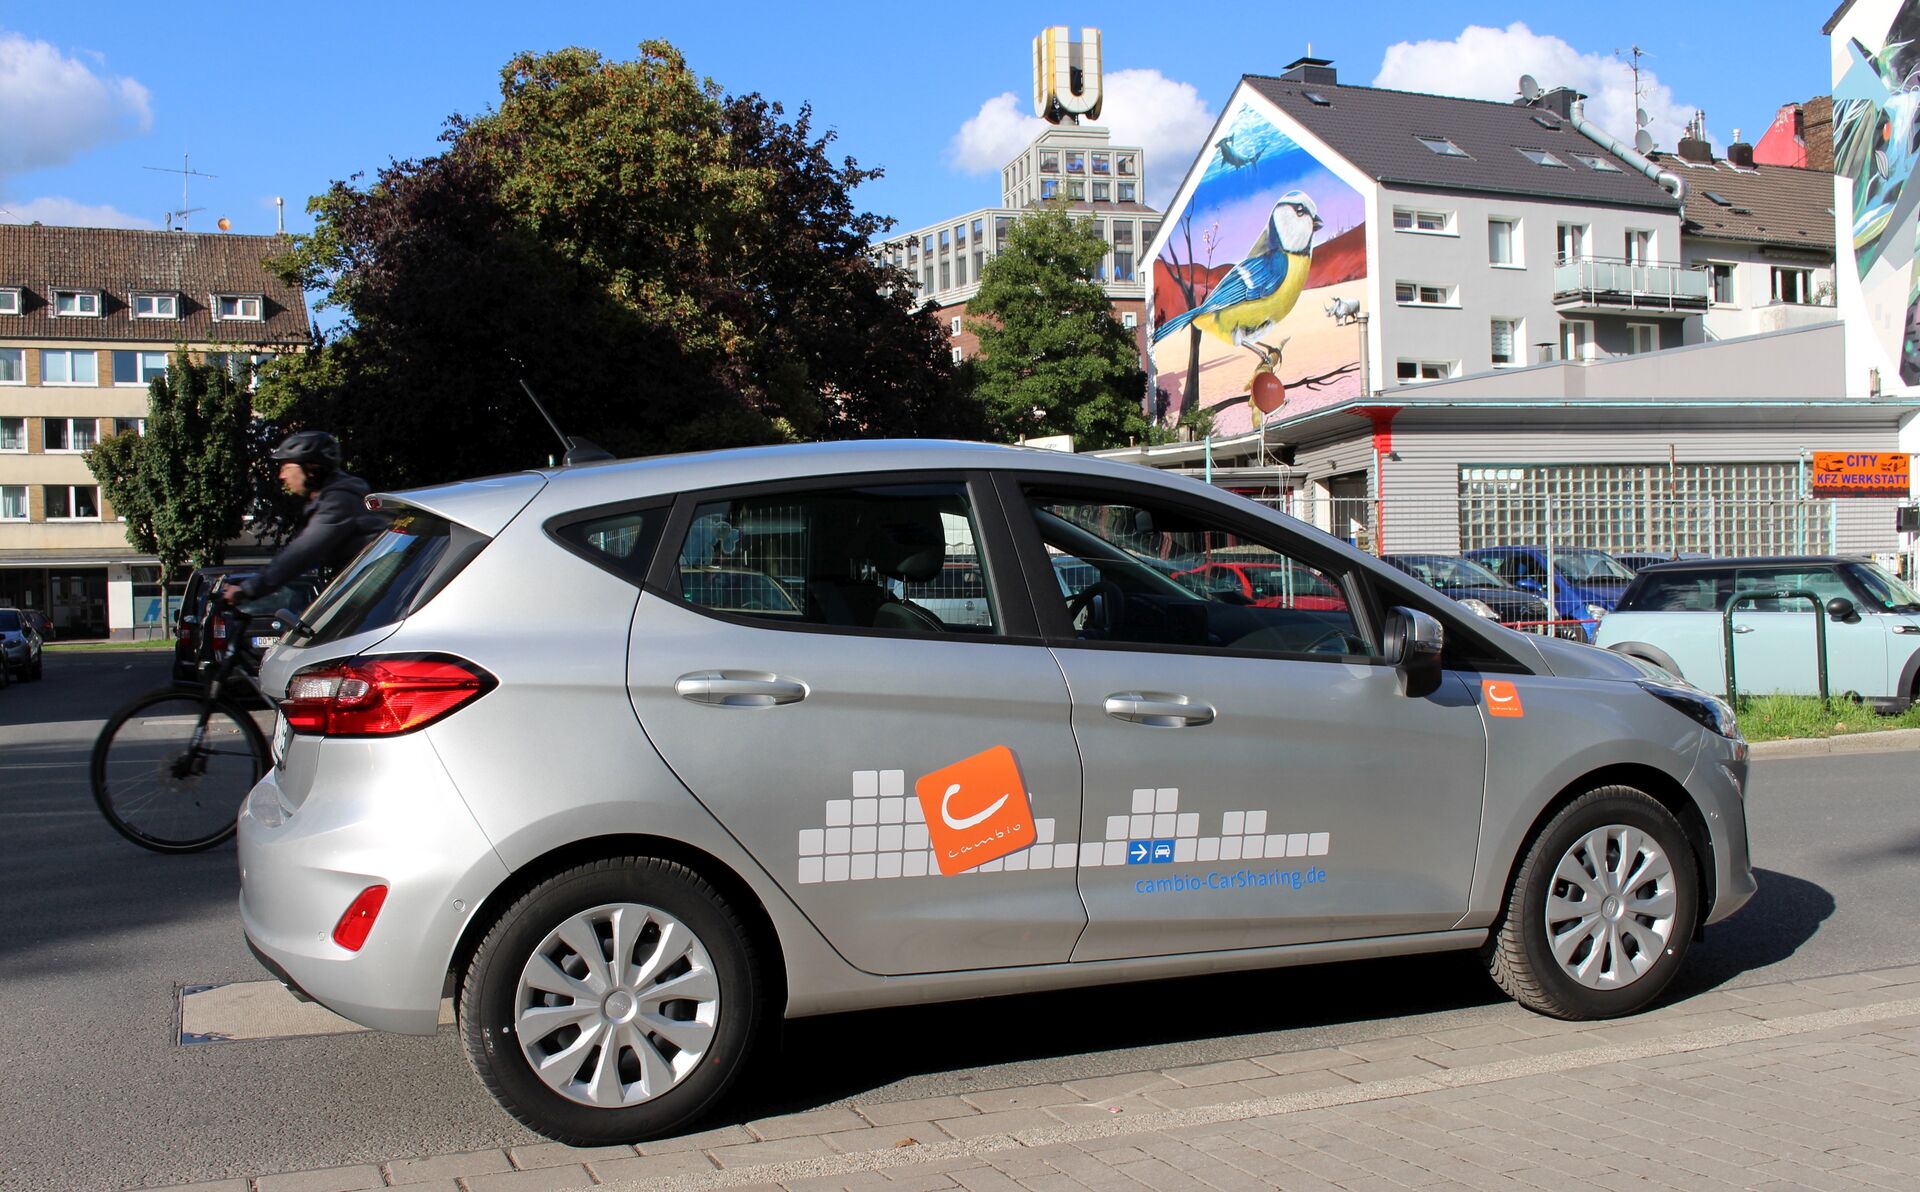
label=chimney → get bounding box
[1727,140,1754,168]
[1281,55,1336,86]
[1532,86,1585,120]
[1677,135,1714,163]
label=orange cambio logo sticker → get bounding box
[915,745,1035,875]
[1482,680,1525,718]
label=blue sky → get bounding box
[2,3,1830,245]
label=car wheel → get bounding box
[1486,785,1698,1019]
[460,856,763,1145]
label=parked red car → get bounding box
[1172,561,1350,611]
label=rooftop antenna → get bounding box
[512,371,613,466]
[144,153,217,231]
[1615,45,1652,150]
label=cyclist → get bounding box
[222,430,388,605]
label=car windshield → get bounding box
[1387,555,1507,588]
[1554,550,1635,581]
[1846,562,1920,612]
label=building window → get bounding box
[1122,311,1138,329]
[1116,153,1134,175]
[1491,318,1522,366]
[1066,151,1085,174]
[1771,267,1813,305]
[1572,153,1622,172]
[1392,208,1454,234]
[1628,323,1660,354]
[995,216,1013,246]
[1396,359,1457,382]
[44,417,98,453]
[955,255,968,286]
[1517,148,1569,168]
[1394,282,1455,306]
[974,250,984,280]
[1117,182,1136,202]
[951,316,964,335]
[133,292,179,319]
[1710,262,1736,304]
[44,484,100,520]
[1488,218,1519,266]
[971,218,984,243]
[1555,222,1590,263]
[1415,135,1469,157]
[1092,182,1110,201]
[938,229,950,250]
[1625,229,1654,264]
[951,346,965,364]
[0,417,24,451]
[954,223,967,248]
[213,294,263,321]
[41,349,98,385]
[1067,181,1084,200]
[1114,251,1135,281]
[1113,222,1134,248]
[1560,319,1596,362]
[53,289,101,317]
[1040,152,1060,172]
[939,261,951,290]
[0,347,22,383]
[0,485,25,520]
[111,417,145,438]
[112,350,170,386]
[1041,179,1059,200]
[0,288,19,315]
[1092,154,1110,175]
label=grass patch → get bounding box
[44,639,173,653]
[1736,693,1920,742]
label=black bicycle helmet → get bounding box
[270,430,342,472]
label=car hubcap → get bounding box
[513,902,720,1109]
[1544,824,1678,990]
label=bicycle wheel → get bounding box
[91,690,268,853]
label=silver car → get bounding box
[239,440,1755,1145]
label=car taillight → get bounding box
[281,655,495,737]
[210,616,229,653]
[332,885,388,951]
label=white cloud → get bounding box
[1373,23,1709,156]
[948,92,1047,175]
[0,195,154,229]
[947,69,1215,208]
[0,30,153,177]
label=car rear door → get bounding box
[1000,476,1487,962]
[622,475,1087,977]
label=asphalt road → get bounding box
[0,651,1911,1190]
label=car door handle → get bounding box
[674,671,808,707]
[1732,624,1755,634]
[1103,692,1215,727]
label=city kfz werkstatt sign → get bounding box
[1810,452,1911,497]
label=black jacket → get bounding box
[241,471,388,598]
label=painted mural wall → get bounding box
[1832,0,1920,392]
[1149,98,1367,436]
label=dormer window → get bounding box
[133,292,179,319]
[0,288,19,315]
[212,293,263,322]
[53,289,102,317]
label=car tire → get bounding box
[459,856,763,1145]
[1486,785,1698,1020]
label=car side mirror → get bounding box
[1826,596,1859,623]
[1383,606,1445,698]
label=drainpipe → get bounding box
[1567,100,1687,209]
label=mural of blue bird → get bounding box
[1152,190,1322,348]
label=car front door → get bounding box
[1001,477,1488,962]
[623,476,1086,977]
[1731,565,1888,697]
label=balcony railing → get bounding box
[1552,256,1711,314]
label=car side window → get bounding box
[1024,489,1376,659]
[1621,573,1727,612]
[675,483,996,636]
[1733,567,1852,610]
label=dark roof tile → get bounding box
[1650,155,1836,250]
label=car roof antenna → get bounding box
[517,376,614,466]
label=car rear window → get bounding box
[295,511,486,645]
[1617,572,1727,612]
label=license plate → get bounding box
[271,712,293,769]
[252,635,280,649]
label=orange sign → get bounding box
[1811,452,1911,497]
[1482,680,1525,718]
[915,746,1035,875]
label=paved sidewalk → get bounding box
[157,965,1920,1192]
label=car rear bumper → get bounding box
[236,736,510,1035]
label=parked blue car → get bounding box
[1463,545,1637,640]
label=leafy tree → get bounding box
[262,41,975,490]
[85,356,261,583]
[966,204,1148,450]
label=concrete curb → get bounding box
[1749,726,1920,757]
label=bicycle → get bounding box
[90,593,281,853]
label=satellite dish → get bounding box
[217,217,231,231]
[1519,74,1541,101]
[1637,107,1650,127]
[1635,129,1655,155]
